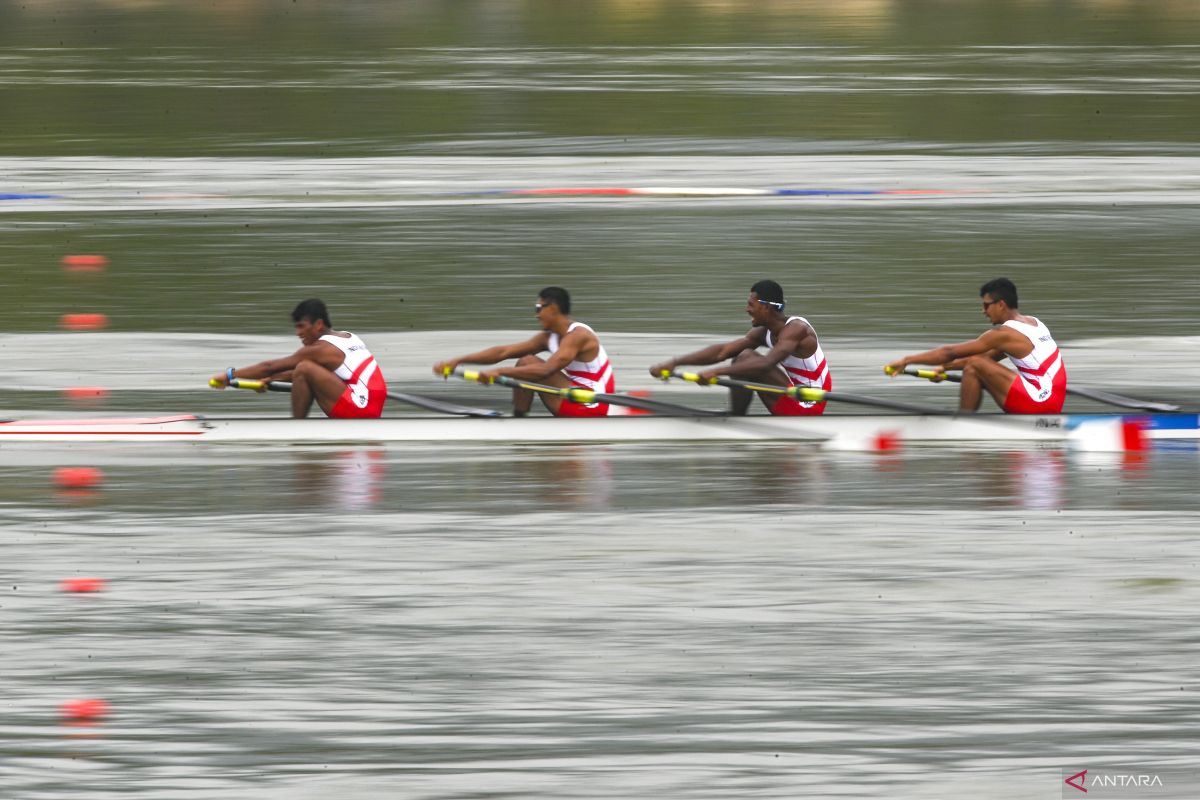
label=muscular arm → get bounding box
[212,341,341,386]
[493,327,596,382]
[433,333,549,377]
[886,327,1026,373]
[716,321,814,379]
[648,330,766,377]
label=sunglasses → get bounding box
[535,302,548,311]
[754,298,784,310]
[982,299,999,310]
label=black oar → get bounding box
[662,370,949,415]
[212,378,503,418]
[890,367,1179,413]
[454,369,723,416]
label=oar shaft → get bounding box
[457,369,721,416]
[212,377,501,417]
[894,366,1179,413]
[666,370,945,415]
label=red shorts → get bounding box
[768,372,830,416]
[554,398,610,418]
[329,380,387,419]
[769,394,827,416]
[1002,373,1066,414]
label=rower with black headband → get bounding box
[648,279,832,416]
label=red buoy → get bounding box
[63,386,111,400]
[60,576,106,593]
[53,467,104,489]
[60,313,110,331]
[61,698,110,721]
[61,254,109,272]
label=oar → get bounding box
[662,370,948,415]
[888,366,1179,413]
[453,369,723,416]
[210,378,503,418]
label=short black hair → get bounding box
[750,279,785,309]
[292,298,332,326]
[538,286,571,314]
[980,278,1018,309]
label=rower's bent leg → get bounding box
[728,351,788,415]
[513,355,571,416]
[960,356,1016,413]
[291,360,347,418]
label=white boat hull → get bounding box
[0,412,1194,449]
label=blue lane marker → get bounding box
[0,194,63,200]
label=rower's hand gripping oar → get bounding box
[210,377,503,417]
[659,370,948,415]
[449,367,723,416]
[886,366,1180,413]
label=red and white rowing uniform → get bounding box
[320,332,387,419]
[1000,317,1066,414]
[764,317,831,416]
[549,322,615,417]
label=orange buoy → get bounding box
[60,576,106,593]
[60,313,109,331]
[61,254,109,272]
[63,386,111,400]
[61,698,110,721]
[53,467,103,489]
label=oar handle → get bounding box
[209,377,289,393]
[459,368,599,404]
[669,370,828,402]
[209,377,269,391]
[888,366,962,383]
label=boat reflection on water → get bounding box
[525,446,616,510]
[290,448,387,511]
[1007,450,1067,510]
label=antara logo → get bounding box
[1065,770,1088,792]
[1065,769,1166,792]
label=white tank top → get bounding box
[764,316,831,389]
[547,322,615,394]
[320,331,379,386]
[1002,317,1063,391]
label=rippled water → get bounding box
[4,3,1200,798]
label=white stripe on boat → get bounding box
[0,413,1194,448]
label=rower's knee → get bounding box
[961,356,989,378]
[515,355,543,367]
[292,359,320,380]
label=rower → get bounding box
[209,298,388,419]
[432,287,615,417]
[885,277,1067,414]
[648,279,832,416]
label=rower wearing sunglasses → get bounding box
[648,279,832,416]
[432,287,616,417]
[885,277,1067,414]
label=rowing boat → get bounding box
[0,412,1195,448]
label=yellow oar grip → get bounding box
[442,366,452,377]
[658,369,672,379]
[680,372,716,385]
[209,378,222,388]
[788,387,827,402]
[883,365,899,376]
[462,369,482,382]
[565,388,596,404]
[913,369,941,380]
